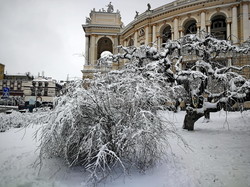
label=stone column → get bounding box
[180,30,184,38]
[207,25,211,34]
[197,26,200,33]
[231,5,238,43]
[171,32,174,40]
[157,36,161,49]
[243,3,249,41]
[114,37,118,54]
[145,26,149,45]
[90,35,96,65]
[85,35,89,65]
[174,17,179,40]
[152,25,157,43]
[134,30,138,47]
[124,40,127,47]
[200,11,206,31]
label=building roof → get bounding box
[33,77,49,82]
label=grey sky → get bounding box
[0,0,172,81]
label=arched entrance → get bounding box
[211,15,227,40]
[97,37,113,60]
[162,25,172,44]
[184,19,197,35]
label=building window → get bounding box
[44,89,48,96]
[37,87,42,96]
[184,20,197,35]
[211,15,227,40]
[3,80,7,88]
[128,39,134,46]
[31,87,35,96]
[10,81,14,90]
[162,25,172,46]
[17,81,22,90]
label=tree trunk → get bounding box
[182,100,233,130]
[204,111,210,120]
[183,109,204,131]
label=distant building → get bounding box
[0,73,62,106]
[23,76,62,105]
[0,73,33,98]
[0,64,4,80]
[82,0,250,79]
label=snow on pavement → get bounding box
[0,110,250,187]
[170,110,250,187]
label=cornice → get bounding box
[82,24,121,29]
[85,32,121,36]
[121,0,239,36]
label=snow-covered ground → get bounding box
[0,110,250,187]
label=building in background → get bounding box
[0,73,62,107]
[23,76,62,106]
[0,63,4,80]
[0,73,33,97]
[82,0,250,79]
[0,73,33,106]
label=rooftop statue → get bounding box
[85,17,91,24]
[134,11,139,19]
[107,2,114,13]
[147,3,151,11]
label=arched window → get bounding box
[128,38,134,46]
[162,25,172,44]
[211,15,227,40]
[97,37,113,60]
[184,20,197,35]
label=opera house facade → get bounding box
[82,0,250,79]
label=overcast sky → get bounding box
[0,0,172,81]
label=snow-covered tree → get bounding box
[100,32,250,131]
[39,59,184,183]
[176,33,250,130]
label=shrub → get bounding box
[39,61,182,182]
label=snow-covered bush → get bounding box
[39,61,182,182]
[0,109,51,132]
[0,111,28,132]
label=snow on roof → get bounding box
[33,77,49,82]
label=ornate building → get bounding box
[82,3,122,79]
[82,0,250,79]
